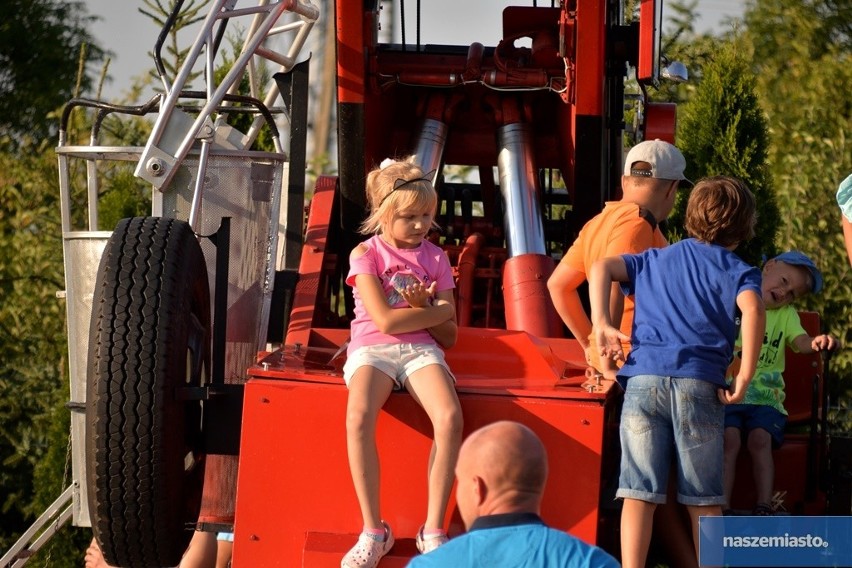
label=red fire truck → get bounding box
[2,1,847,567]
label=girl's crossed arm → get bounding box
[354,272,454,335]
[424,290,458,348]
[396,281,458,348]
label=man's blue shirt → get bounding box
[405,512,620,567]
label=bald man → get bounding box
[406,421,619,567]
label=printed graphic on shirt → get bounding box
[758,330,784,367]
[743,330,787,408]
[743,370,784,406]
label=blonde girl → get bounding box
[341,158,462,567]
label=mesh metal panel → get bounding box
[159,151,284,386]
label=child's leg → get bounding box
[723,426,742,508]
[653,473,698,568]
[405,365,463,529]
[673,379,726,563]
[621,498,657,568]
[746,428,774,507]
[178,530,218,568]
[617,375,672,568]
[216,535,233,568]
[686,504,722,561]
[346,366,395,529]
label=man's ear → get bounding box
[473,476,487,506]
[666,179,679,199]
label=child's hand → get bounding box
[582,344,595,367]
[718,375,750,404]
[726,352,742,381]
[595,325,629,364]
[811,334,838,352]
[399,280,437,308]
[602,368,619,382]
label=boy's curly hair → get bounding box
[685,176,756,247]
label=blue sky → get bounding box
[83,0,745,101]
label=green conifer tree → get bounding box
[744,0,852,417]
[668,37,779,267]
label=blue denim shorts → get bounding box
[725,404,786,448]
[617,375,725,506]
[343,343,454,389]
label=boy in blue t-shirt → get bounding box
[723,251,837,516]
[589,176,766,568]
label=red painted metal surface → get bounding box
[361,8,574,173]
[574,0,605,115]
[286,175,339,347]
[197,455,238,526]
[455,233,485,327]
[637,0,661,82]
[502,254,562,337]
[335,0,365,104]
[232,328,618,566]
[643,102,677,144]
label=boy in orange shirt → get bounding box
[548,139,688,379]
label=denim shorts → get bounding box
[343,343,454,389]
[725,404,786,448]
[617,375,725,506]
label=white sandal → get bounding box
[415,525,448,554]
[341,522,394,568]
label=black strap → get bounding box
[638,207,658,231]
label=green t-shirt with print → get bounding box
[733,305,807,415]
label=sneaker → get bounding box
[341,522,394,568]
[752,503,774,516]
[415,525,448,554]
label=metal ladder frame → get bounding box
[0,486,73,568]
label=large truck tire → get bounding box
[86,217,210,567]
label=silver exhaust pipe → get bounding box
[412,118,448,184]
[497,123,546,257]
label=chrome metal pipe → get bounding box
[497,123,546,256]
[412,118,448,184]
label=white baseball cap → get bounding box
[623,139,691,185]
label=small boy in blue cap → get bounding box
[722,251,838,515]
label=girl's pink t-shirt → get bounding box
[346,235,455,352]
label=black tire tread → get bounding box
[86,217,209,567]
